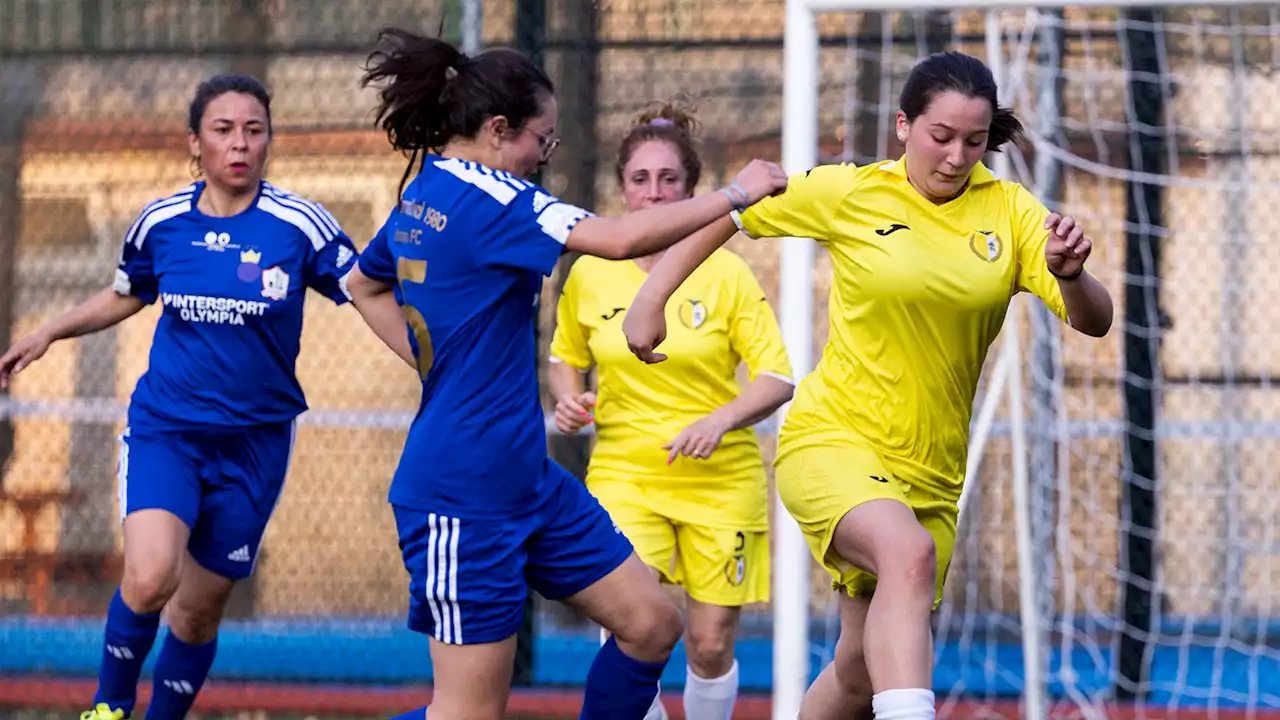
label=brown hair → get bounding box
[615,98,702,194]
[362,27,554,194]
[900,51,1024,152]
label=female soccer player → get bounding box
[549,102,794,720]
[0,75,361,720]
[342,30,787,720]
[622,51,1115,720]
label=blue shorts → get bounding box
[116,421,295,580]
[393,460,634,645]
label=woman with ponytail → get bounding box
[344,30,789,720]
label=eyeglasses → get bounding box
[528,127,561,161]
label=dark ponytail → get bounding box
[362,27,554,193]
[899,51,1025,153]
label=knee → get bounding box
[614,596,684,661]
[121,561,182,614]
[685,621,735,678]
[879,530,936,595]
[165,592,226,645]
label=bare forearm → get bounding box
[43,288,145,342]
[1059,271,1113,337]
[549,361,586,404]
[569,193,737,261]
[709,375,794,433]
[352,292,415,368]
[635,215,739,307]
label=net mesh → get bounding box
[812,6,1280,718]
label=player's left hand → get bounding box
[665,413,731,464]
[1044,212,1092,279]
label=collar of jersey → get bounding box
[876,155,997,187]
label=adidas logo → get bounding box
[336,245,354,268]
[163,679,196,695]
[227,545,251,563]
[533,191,554,214]
[106,644,134,660]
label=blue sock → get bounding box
[580,636,669,720]
[388,707,428,720]
[145,632,218,719]
[94,588,161,717]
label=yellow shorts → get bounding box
[775,439,958,608]
[589,480,770,607]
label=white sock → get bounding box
[644,686,669,720]
[682,661,739,720]
[872,689,935,720]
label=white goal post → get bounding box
[774,0,1276,719]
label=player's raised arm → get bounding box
[622,163,851,364]
[563,158,787,261]
[1009,183,1113,338]
[1040,211,1113,337]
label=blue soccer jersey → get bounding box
[115,180,358,428]
[358,157,591,515]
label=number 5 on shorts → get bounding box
[396,257,434,379]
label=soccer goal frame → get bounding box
[773,0,1257,719]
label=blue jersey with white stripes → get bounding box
[358,157,591,515]
[115,180,358,428]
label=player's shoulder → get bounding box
[565,252,623,276]
[122,183,199,247]
[560,254,628,298]
[698,247,754,279]
[428,156,540,208]
[798,162,863,189]
[134,182,199,221]
[256,181,344,249]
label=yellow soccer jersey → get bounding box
[551,249,792,530]
[737,158,1069,500]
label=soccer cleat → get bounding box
[80,703,126,720]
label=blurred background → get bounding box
[1,0,1279,717]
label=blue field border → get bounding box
[2,616,1278,709]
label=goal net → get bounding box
[786,3,1280,718]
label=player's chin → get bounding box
[217,174,261,192]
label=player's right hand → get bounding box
[0,331,53,390]
[623,293,668,364]
[731,159,789,206]
[554,391,597,435]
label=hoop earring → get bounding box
[189,155,204,179]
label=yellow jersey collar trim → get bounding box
[877,155,998,187]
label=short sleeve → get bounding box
[1010,183,1069,323]
[357,213,398,286]
[725,258,793,384]
[733,164,854,242]
[549,262,594,370]
[307,232,360,305]
[478,185,591,276]
[113,210,161,305]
